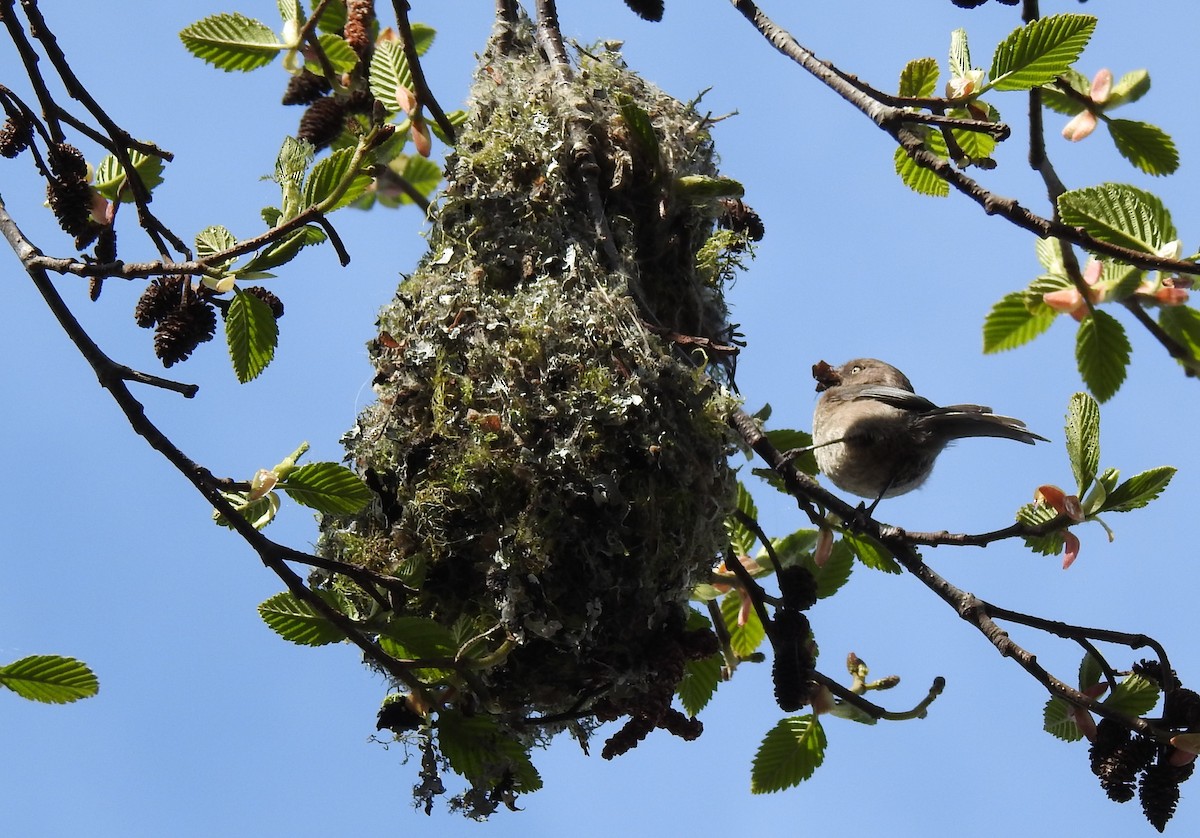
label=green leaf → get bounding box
[1043,696,1085,742]
[225,288,278,383]
[899,57,939,98]
[1104,673,1160,718]
[1035,236,1067,274]
[772,530,853,599]
[1105,119,1179,177]
[1017,501,1065,556]
[378,616,457,683]
[989,14,1096,92]
[180,13,283,72]
[1065,392,1100,495]
[751,715,827,793]
[305,33,358,76]
[390,155,443,204]
[0,655,98,703]
[93,150,165,203]
[410,23,436,56]
[894,130,949,197]
[765,428,816,476]
[429,109,467,146]
[725,482,758,558]
[1075,309,1130,403]
[310,0,347,34]
[369,39,413,112]
[258,591,347,645]
[617,94,660,161]
[196,225,238,262]
[983,291,1056,353]
[1058,183,1175,255]
[437,711,542,792]
[303,146,372,211]
[843,532,901,574]
[678,653,722,717]
[1157,306,1200,362]
[238,225,326,274]
[1039,69,1090,115]
[721,590,765,659]
[948,28,972,79]
[950,102,999,162]
[213,489,281,530]
[1106,69,1151,109]
[1102,465,1174,512]
[280,462,373,514]
[1079,652,1103,690]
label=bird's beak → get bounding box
[812,360,841,392]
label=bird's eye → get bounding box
[850,365,863,375]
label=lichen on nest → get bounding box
[316,18,749,813]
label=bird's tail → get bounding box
[924,405,1049,445]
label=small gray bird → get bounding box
[807,358,1048,509]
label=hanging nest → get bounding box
[316,18,749,816]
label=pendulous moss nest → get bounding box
[316,19,747,811]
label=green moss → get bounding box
[317,19,750,814]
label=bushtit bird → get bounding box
[807,358,1047,509]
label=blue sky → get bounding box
[2,1,1198,835]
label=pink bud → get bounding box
[1062,530,1081,569]
[1156,287,1190,306]
[412,117,432,158]
[1082,259,1103,285]
[1042,288,1083,314]
[1062,110,1098,142]
[1070,705,1098,741]
[1090,69,1113,105]
[814,527,834,568]
[394,84,418,117]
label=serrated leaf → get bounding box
[1040,69,1090,115]
[280,462,373,514]
[437,711,542,792]
[894,131,949,197]
[1079,652,1103,690]
[409,24,436,56]
[949,102,999,162]
[238,225,326,274]
[429,109,467,146]
[678,653,722,717]
[378,616,457,683]
[369,40,414,113]
[305,33,358,76]
[1017,501,1065,555]
[1103,465,1174,513]
[93,150,165,203]
[751,715,827,794]
[725,482,758,557]
[1058,183,1175,255]
[1065,392,1100,495]
[0,655,98,703]
[721,591,765,659]
[764,428,816,476]
[258,591,347,645]
[1106,119,1179,177]
[1035,236,1067,273]
[225,288,278,383]
[989,14,1096,92]
[389,155,443,204]
[1104,673,1160,717]
[303,146,372,211]
[1106,69,1151,109]
[310,0,347,33]
[1076,309,1130,403]
[899,57,939,98]
[180,13,283,72]
[842,533,901,574]
[983,291,1056,353]
[949,28,971,79]
[196,225,237,261]
[1043,696,1085,742]
[1157,306,1200,362]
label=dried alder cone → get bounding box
[317,18,749,814]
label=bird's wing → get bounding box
[850,385,940,413]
